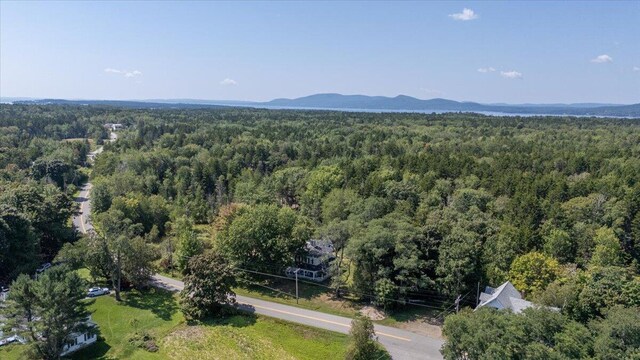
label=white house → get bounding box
[0,313,96,354]
[103,123,123,131]
[286,240,335,282]
[476,281,538,314]
[60,317,98,356]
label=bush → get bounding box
[128,331,158,352]
[345,315,378,360]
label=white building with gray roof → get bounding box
[476,281,556,314]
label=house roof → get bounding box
[305,239,334,257]
[476,281,535,314]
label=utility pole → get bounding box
[476,282,481,307]
[455,294,462,313]
[295,269,300,304]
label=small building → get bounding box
[60,316,98,356]
[0,313,96,354]
[476,281,558,314]
[0,313,27,348]
[285,240,335,282]
[0,331,27,347]
[103,123,123,131]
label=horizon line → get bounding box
[1,94,636,107]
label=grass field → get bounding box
[1,288,353,360]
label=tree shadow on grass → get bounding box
[68,339,111,360]
[387,306,443,325]
[373,344,393,360]
[122,288,178,321]
[198,309,258,329]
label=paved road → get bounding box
[72,182,93,234]
[152,274,444,359]
[73,132,117,235]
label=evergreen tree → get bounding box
[345,315,378,360]
[6,267,91,360]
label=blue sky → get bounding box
[1,1,639,103]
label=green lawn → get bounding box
[1,288,352,360]
[0,345,21,360]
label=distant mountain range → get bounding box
[262,94,640,117]
[4,94,640,117]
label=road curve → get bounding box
[152,274,445,360]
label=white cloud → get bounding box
[105,68,142,78]
[591,54,613,63]
[477,67,496,73]
[220,78,238,86]
[500,70,523,79]
[124,70,142,78]
[633,66,640,72]
[449,8,478,21]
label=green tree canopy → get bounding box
[218,204,311,272]
[179,251,237,321]
[509,251,560,296]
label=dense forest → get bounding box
[2,104,640,358]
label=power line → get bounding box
[175,251,454,307]
[233,262,455,303]
[434,291,472,320]
[175,253,460,311]
[234,266,450,311]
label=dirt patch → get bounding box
[164,325,206,342]
[359,306,386,321]
[395,319,443,339]
[316,293,359,312]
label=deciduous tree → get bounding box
[509,251,560,296]
[179,251,237,321]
